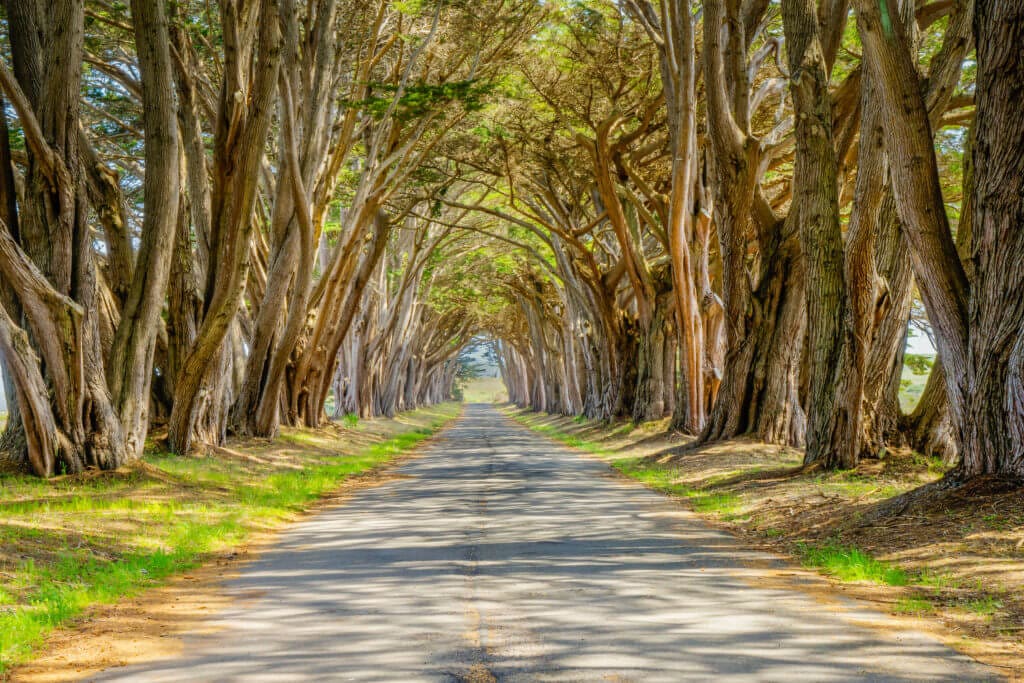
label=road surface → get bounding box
[95,404,995,682]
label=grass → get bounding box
[895,597,935,614]
[513,416,612,454]
[796,542,910,586]
[511,412,744,518]
[812,471,904,500]
[899,362,932,412]
[963,596,1003,616]
[460,376,507,403]
[0,402,460,675]
[612,457,743,517]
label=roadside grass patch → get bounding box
[796,542,910,586]
[611,458,742,518]
[610,423,636,437]
[511,414,611,454]
[894,596,935,614]
[963,595,1003,616]
[0,402,459,675]
[813,470,904,500]
[917,569,962,592]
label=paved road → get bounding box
[96,404,995,682]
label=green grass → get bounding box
[963,595,1003,616]
[512,413,743,518]
[342,412,360,428]
[796,542,910,586]
[460,376,507,403]
[899,359,933,412]
[917,569,962,591]
[895,596,935,614]
[512,415,612,454]
[0,403,459,674]
[610,423,636,437]
[811,471,904,500]
[611,457,742,517]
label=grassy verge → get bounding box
[507,405,1024,673]
[0,402,460,674]
[612,457,743,517]
[795,542,910,585]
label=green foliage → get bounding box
[344,79,495,122]
[963,595,1002,616]
[342,413,360,428]
[904,353,935,375]
[796,543,910,586]
[894,597,935,614]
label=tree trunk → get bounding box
[956,0,1024,478]
[167,0,282,454]
[703,224,807,447]
[106,0,181,459]
[855,0,970,435]
[633,284,671,423]
[782,0,847,467]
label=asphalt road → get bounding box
[95,404,995,682]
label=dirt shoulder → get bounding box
[506,405,1024,680]
[0,403,462,680]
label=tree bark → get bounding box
[106,0,181,459]
[782,0,846,467]
[956,0,1024,478]
[167,0,282,454]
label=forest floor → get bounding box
[0,402,462,678]
[507,405,1024,679]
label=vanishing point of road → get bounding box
[96,404,996,682]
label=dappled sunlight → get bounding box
[508,407,1024,673]
[0,405,461,673]
[92,406,989,681]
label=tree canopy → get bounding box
[0,0,1021,484]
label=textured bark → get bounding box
[167,0,282,454]
[550,234,622,420]
[632,281,672,423]
[699,0,805,447]
[829,68,885,465]
[0,93,24,457]
[956,0,1024,478]
[0,0,123,475]
[860,0,974,457]
[783,0,846,467]
[624,0,706,432]
[105,0,181,458]
[290,211,390,427]
[862,196,914,451]
[855,0,970,434]
[231,0,338,437]
[703,222,807,447]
